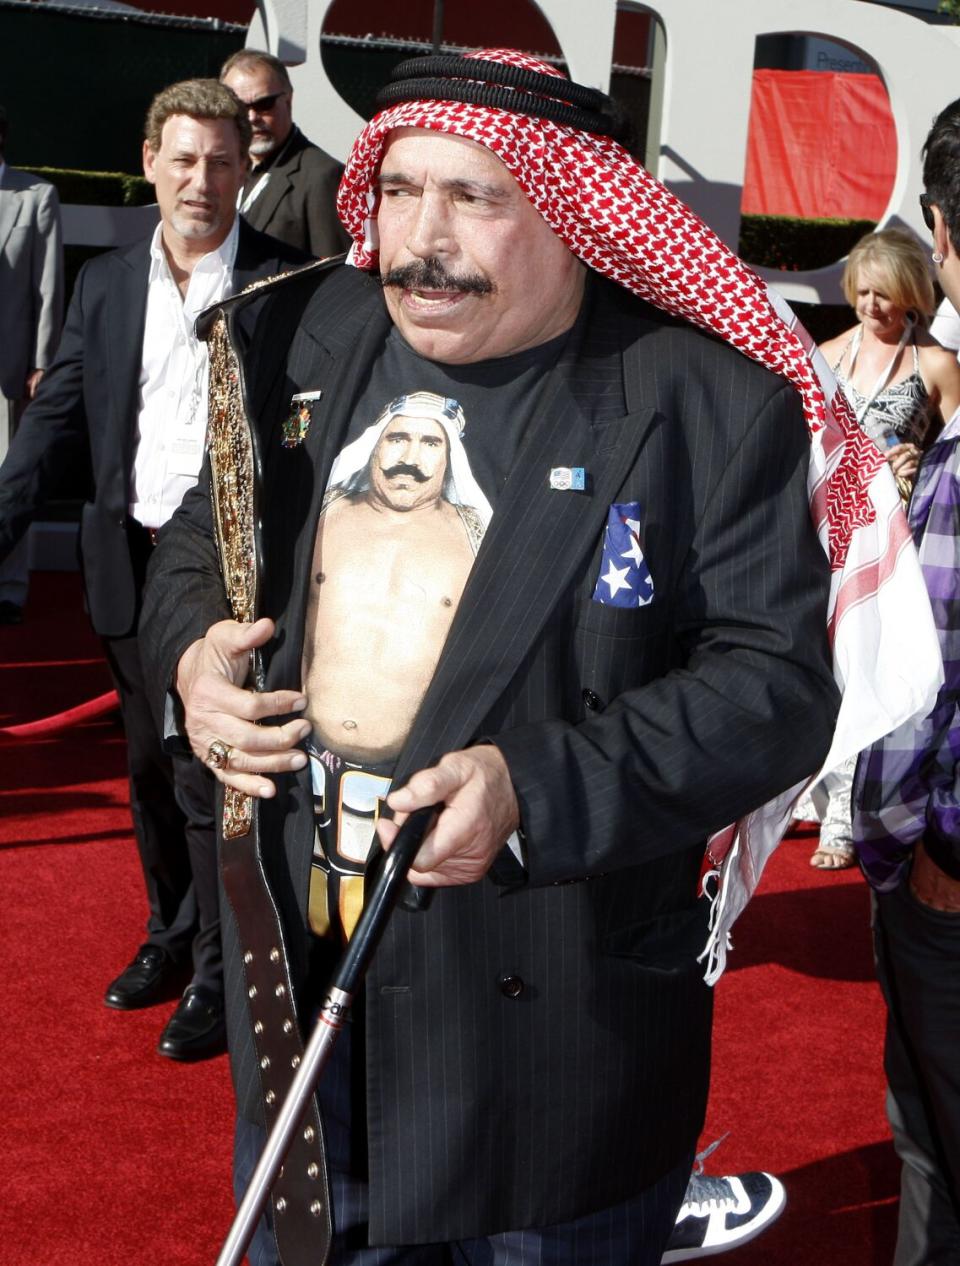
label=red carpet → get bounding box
[702,826,898,1263]
[2,574,235,1266]
[2,573,898,1265]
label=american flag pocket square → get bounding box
[591,501,655,608]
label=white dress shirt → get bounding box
[930,296,960,360]
[129,217,239,528]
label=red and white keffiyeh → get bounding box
[338,48,941,978]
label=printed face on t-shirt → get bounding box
[368,414,450,511]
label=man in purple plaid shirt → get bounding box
[853,98,960,1266]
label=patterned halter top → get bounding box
[833,326,936,451]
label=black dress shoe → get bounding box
[0,600,23,625]
[104,945,174,1010]
[157,985,226,1061]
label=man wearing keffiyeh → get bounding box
[141,49,939,1266]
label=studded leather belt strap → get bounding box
[204,301,332,1266]
[220,814,332,1265]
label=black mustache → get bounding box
[380,257,494,296]
[382,463,429,483]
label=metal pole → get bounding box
[431,0,444,54]
[216,805,438,1266]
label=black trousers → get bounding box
[100,522,220,990]
[873,878,960,1265]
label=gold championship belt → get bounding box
[206,306,260,839]
[200,262,340,1266]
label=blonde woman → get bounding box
[821,227,960,496]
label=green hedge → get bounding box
[21,168,155,304]
[738,215,879,341]
[789,300,852,345]
[739,214,877,272]
[21,167,153,207]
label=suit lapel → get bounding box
[105,240,150,482]
[231,219,277,289]
[249,166,291,232]
[0,183,20,258]
[246,131,302,232]
[267,279,392,680]
[392,307,659,784]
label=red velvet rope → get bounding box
[0,689,119,740]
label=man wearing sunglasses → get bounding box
[221,49,348,259]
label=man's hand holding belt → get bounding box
[174,616,310,797]
[175,616,520,886]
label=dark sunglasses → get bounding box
[919,193,936,232]
[244,91,287,114]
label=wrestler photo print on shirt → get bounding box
[300,390,493,938]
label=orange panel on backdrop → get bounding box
[742,68,897,220]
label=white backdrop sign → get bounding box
[248,0,960,302]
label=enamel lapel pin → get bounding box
[282,390,322,448]
[549,466,587,491]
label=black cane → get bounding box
[215,804,439,1266]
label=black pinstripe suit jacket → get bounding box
[142,265,839,1244]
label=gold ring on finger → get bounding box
[206,739,232,770]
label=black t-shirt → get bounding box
[361,323,573,504]
[303,321,573,940]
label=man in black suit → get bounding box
[141,53,839,1263]
[221,49,348,259]
[0,78,307,1061]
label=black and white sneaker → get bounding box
[661,1171,786,1261]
